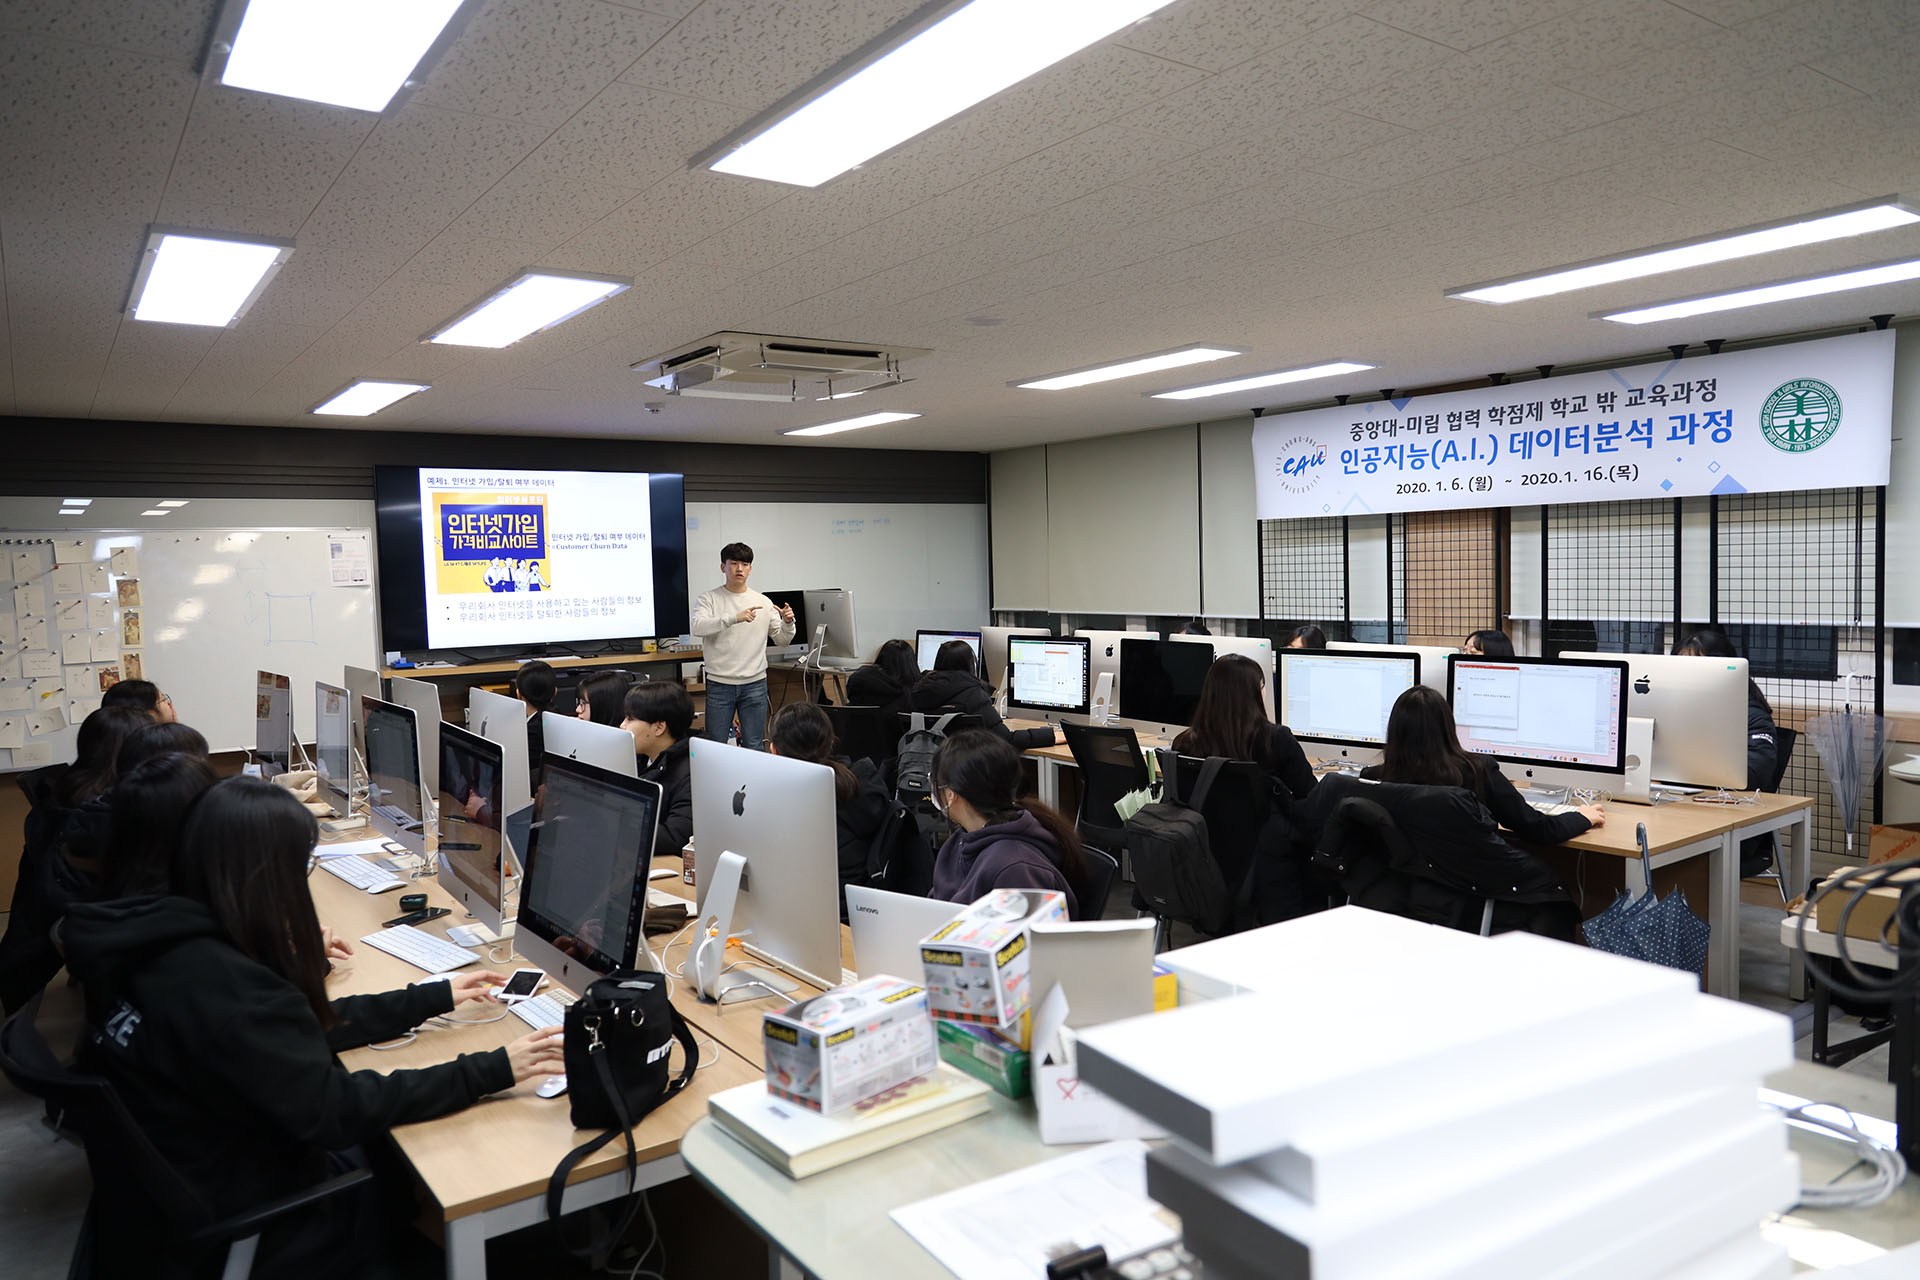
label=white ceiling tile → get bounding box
[1803,22,1920,95]
[1662,0,1811,23]
[159,92,378,237]
[414,0,677,128]
[1115,0,1366,72]
[331,102,552,205]
[618,0,928,108]
[554,169,785,275]
[1362,0,1586,51]
[0,0,211,61]
[528,82,751,191]
[446,160,636,248]
[87,322,225,420]
[1473,0,1727,79]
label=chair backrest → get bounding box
[1764,726,1797,794]
[1062,723,1148,839]
[1155,751,1272,895]
[1079,845,1121,920]
[872,801,936,899]
[823,704,891,765]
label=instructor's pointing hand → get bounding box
[736,606,761,623]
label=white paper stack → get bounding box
[1075,910,1797,1280]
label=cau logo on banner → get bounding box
[1272,434,1327,494]
[1759,377,1841,453]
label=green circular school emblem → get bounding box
[1758,378,1841,453]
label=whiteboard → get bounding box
[0,527,379,761]
[683,503,989,654]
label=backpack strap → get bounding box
[907,712,928,734]
[932,712,959,735]
[1158,749,1181,801]
[1188,756,1230,813]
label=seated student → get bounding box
[1176,621,1212,636]
[511,659,558,788]
[768,702,891,914]
[101,678,176,723]
[1363,686,1603,843]
[97,751,220,902]
[846,638,919,728]
[116,720,210,773]
[1172,654,1316,800]
[1675,626,1781,875]
[1287,624,1327,650]
[575,670,629,726]
[622,680,694,854]
[0,706,150,1015]
[1461,628,1515,657]
[57,723,217,901]
[928,730,1084,917]
[912,639,1061,750]
[63,777,561,1279]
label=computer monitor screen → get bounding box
[314,681,352,808]
[1448,655,1628,774]
[1167,633,1275,719]
[983,626,1049,692]
[1118,638,1213,725]
[361,696,425,854]
[1008,636,1090,717]
[1280,651,1419,748]
[515,755,661,996]
[255,670,292,777]
[762,591,808,633]
[437,723,507,931]
[1327,641,1456,695]
[917,629,983,676]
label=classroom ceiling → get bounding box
[3,0,1919,454]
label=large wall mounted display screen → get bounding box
[375,466,688,652]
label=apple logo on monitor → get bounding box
[1634,675,1651,695]
[732,785,747,816]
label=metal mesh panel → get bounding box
[1545,499,1675,654]
[1399,509,1499,646]
[1259,517,1345,622]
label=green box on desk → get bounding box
[936,1021,1030,1098]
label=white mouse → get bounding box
[535,1074,569,1099]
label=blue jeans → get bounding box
[704,678,770,750]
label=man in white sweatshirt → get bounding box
[690,542,795,749]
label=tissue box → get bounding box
[919,888,1067,1028]
[936,1021,1031,1098]
[1034,1025,1164,1146]
[762,975,937,1114]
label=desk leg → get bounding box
[445,1216,487,1280]
[1708,836,1737,1001]
[1788,815,1813,1000]
[1036,757,1061,810]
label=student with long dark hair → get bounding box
[575,671,629,727]
[101,678,177,722]
[913,640,1060,750]
[115,721,210,773]
[1286,624,1327,650]
[512,658,557,788]
[847,638,920,728]
[623,680,695,853]
[1461,628,1515,658]
[769,701,891,912]
[1173,654,1316,800]
[928,730,1085,916]
[1365,686,1602,843]
[63,777,561,1278]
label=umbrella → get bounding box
[1582,822,1710,977]
[1803,674,1891,852]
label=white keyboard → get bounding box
[319,857,405,894]
[646,887,694,915]
[372,803,423,831]
[1528,801,1577,816]
[360,924,480,972]
[510,994,569,1030]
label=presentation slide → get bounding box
[418,468,656,649]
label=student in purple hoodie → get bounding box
[927,730,1086,918]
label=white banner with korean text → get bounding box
[1252,330,1894,519]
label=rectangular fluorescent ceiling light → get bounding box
[64,498,92,506]
[59,509,85,516]
[127,228,293,327]
[313,380,429,416]
[141,510,171,517]
[214,0,468,113]
[1448,197,1919,305]
[1599,256,1920,325]
[1017,345,1242,391]
[1152,361,1375,401]
[703,0,1180,187]
[156,500,190,508]
[784,411,920,437]
[426,271,632,348]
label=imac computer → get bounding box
[983,625,1049,692]
[1167,632,1276,719]
[1118,638,1213,728]
[1448,654,1629,793]
[436,723,509,934]
[1328,641,1457,695]
[1007,635,1091,720]
[540,712,639,777]
[343,664,382,758]
[1279,650,1419,765]
[803,589,859,661]
[389,675,444,796]
[467,687,535,869]
[690,739,842,999]
[514,754,662,997]
[1075,630,1155,712]
[916,629,984,677]
[313,681,354,816]
[361,695,427,855]
[254,670,293,777]
[1562,651,1749,789]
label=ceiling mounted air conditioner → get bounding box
[631,331,931,402]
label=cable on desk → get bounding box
[1770,1100,1908,1209]
[486,942,522,965]
[366,1034,418,1051]
[434,1005,510,1026]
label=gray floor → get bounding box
[0,902,1901,1278]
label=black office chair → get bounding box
[0,1006,374,1280]
[1079,845,1121,920]
[1061,724,1149,856]
[1749,725,1800,903]
[823,704,891,766]
[1135,751,1273,944]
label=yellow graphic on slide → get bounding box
[432,490,552,595]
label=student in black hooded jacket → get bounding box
[62,777,562,1279]
[846,638,920,731]
[911,639,1060,752]
[623,679,695,853]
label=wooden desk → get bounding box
[311,838,760,1280]
[1011,718,1170,809]
[380,649,694,680]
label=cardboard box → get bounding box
[936,1020,1030,1098]
[1030,985,1163,1146]
[1867,822,1920,867]
[1152,962,1177,1011]
[1814,865,1920,943]
[918,888,1067,1028]
[763,975,937,1114]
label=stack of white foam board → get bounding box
[1076,911,1797,1280]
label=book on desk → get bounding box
[708,1065,991,1179]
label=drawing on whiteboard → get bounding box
[267,593,316,644]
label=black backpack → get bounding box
[894,711,959,802]
[867,799,935,898]
[1123,754,1232,936]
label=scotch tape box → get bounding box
[762,975,937,1115]
[936,1020,1031,1098]
[918,888,1067,1028]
